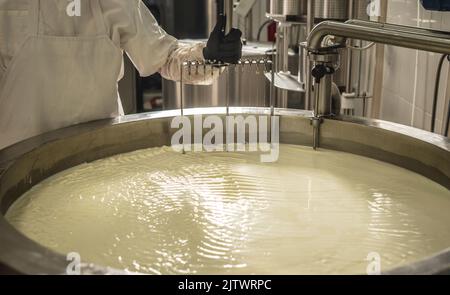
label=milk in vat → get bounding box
[5,145,450,274]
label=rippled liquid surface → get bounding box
[6,145,450,274]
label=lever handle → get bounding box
[216,0,226,35]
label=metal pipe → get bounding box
[305,0,315,110]
[345,0,355,94]
[270,59,276,143]
[345,47,353,93]
[308,21,450,54]
[246,11,253,41]
[275,23,289,108]
[225,0,234,34]
[307,20,450,149]
[298,42,307,89]
[346,19,450,39]
[308,21,450,116]
[281,24,290,72]
[348,0,355,19]
[307,0,315,35]
[318,75,332,114]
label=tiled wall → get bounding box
[379,0,450,134]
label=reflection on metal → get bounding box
[179,58,275,130]
[315,0,348,20]
[0,107,449,274]
[264,72,305,92]
[267,0,351,22]
[267,0,308,22]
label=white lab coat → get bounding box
[0,0,216,149]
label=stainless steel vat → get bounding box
[268,0,308,18]
[0,108,449,274]
[315,0,349,20]
[162,41,277,110]
[267,0,351,21]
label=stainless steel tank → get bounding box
[0,108,449,274]
[162,41,275,110]
[315,0,349,20]
[268,0,307,18]
[267,0,351,21]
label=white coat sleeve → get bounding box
[99,0,219,85]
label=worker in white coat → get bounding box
[0,0,242,149]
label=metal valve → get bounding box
[311,64,335,83]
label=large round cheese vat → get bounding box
[0,108,448,274]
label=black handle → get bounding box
[216,0,226,35]
[217,0,225,17]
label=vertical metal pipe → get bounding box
[245,11,253,41]
[345,47,353,93]
[345,0,355,94]
[269,58,276,144]
[348,0,354,18]
[226,65,230,116]
[318,75,332,114]
[180,62,185,154]
[206,0,216,35]
[305,0,315,110]
[270,60,276,117]
[307,0,315,35]
[180,63,185,117]
[225,0,234,34]
[282,25,290,72]
[298,43,307,87]
[276,23,289,108]
[312,79,321,150]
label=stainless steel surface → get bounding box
[264,72,305,92]
[206,0,216,35]
[267,0,350,21]
[345,1,355,94]
[305,0,315,110]
[268,0,307,17]
[318,75,332,114]
[267,0,351,109]
[280,24,290,72]
[178,59,274,127]
[225,0,234,34]
[206,0,234,35]
[298,42,307,91]
[315,0,348,20]
[273,23,305,105]
[346,19,450,39]
[0,107,449,274]
[307,20,450,148]
[163,41,276,109]
[307,21,450,54]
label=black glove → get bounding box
[203,16,243,64]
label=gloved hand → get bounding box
[203,16,243,64]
